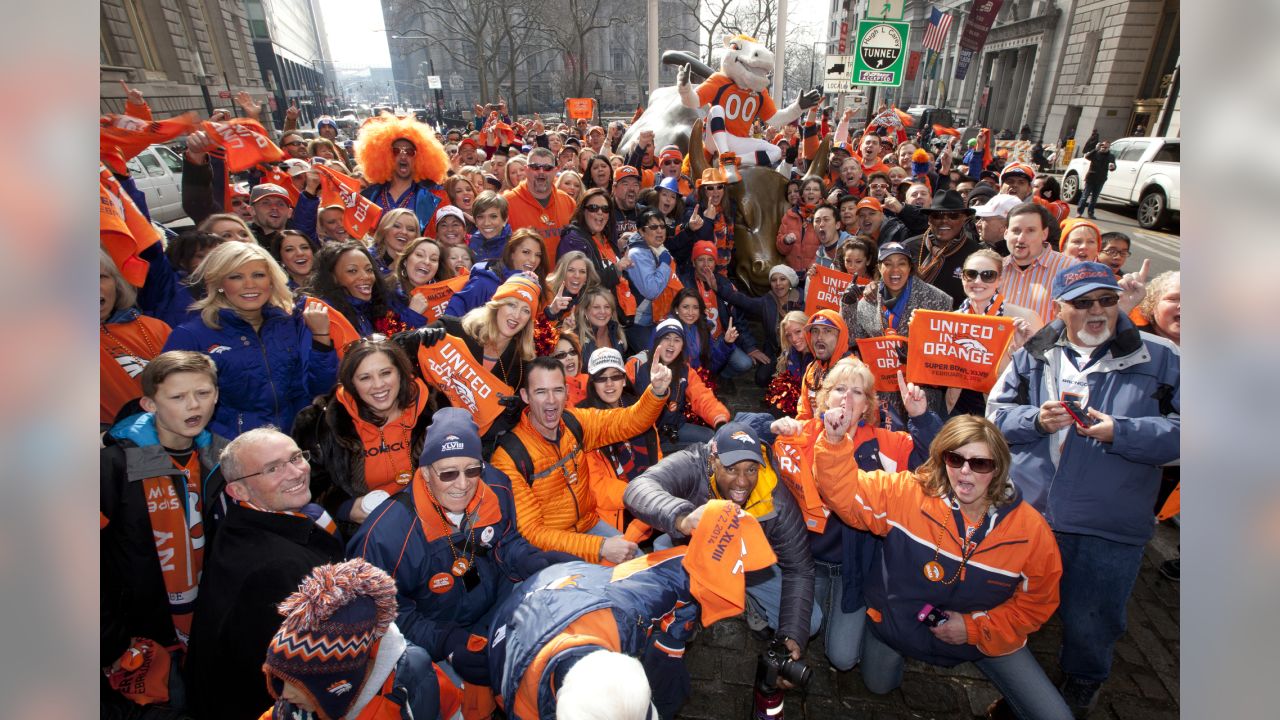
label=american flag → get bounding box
[922,7,953,53]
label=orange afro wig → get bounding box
[355,113,449,186]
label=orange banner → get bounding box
[855,335,906,392]
[804,266,853,315]
[565,98,597,121]
[904,310,1014,393]
[317,164,384,240]
[773,435,829,534]
[100,112,198,175]
[417,335,513,435]
[100,164,161,286]
[410,275,470,323]
[200,118,284,172]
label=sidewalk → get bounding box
[674,378,1180,719]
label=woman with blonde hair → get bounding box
[162,242,336,437]
[764,310,813,417]
[503,155,528,190]
[196,212,255,244]
[812,411,1070,719]
[576,286,626,361]
[771,358,941,673]
[390,236,454,303]
[369,208,420,275]
[542,250,600,331]
[556,170,585,203]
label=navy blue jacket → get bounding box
[162,306,337,437]
[444,261,518,317]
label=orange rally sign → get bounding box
[200,118,283,172]
[855,335,907,392]
[410,275,470,323]
[804,266,853,315]
[418,335,513,435]
[904,310,1014,393]
[565,98,597,121]
[317,164,384,239]
[773,436,828,534]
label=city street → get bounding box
[1060,197,1181,277]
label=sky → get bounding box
[318,0,829,68]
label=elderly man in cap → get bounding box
[185,427,345,719]
[902,189,981,306]
[987,262,1179,718]
[973,193,1023,256]
[624,422,819,666]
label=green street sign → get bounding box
[851,19,910,87]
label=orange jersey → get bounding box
[696,72,778,136]
[100,315,172,423]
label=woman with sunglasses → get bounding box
[292,337,436,535]
[579,347,663,540]
[162,242,336,438]
[770,358,941,673]
[623,209,682,351]
[945,249,1041,417]
[813,412,1071,720]
[557,189,638,331]
[550,331,589,406]
[678,168,738,278]
[309,241,429,338]
[445,227,548,317]
[349,407,570,691]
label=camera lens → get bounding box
[779,656,812,688]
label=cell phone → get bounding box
[917,603,948,627]
[1060,399,1099,428]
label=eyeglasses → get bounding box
[941,450,996,474]
[233,450,310,482]
[593,373,626,384]
[584,203,610,214]
[867,183,890,190]
[431,464,485,482]
[1099,247,1131,258]
[662,159,680,166]
[552,350,578,359]
[929,212,967,221]
[528,163,556,172]
[393,146,417,156]
[961,269,999,282]
[643,224,665,231]
[1065,294,1120,310]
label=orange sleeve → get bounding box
[794,369,815,421]
[964,512,1063,657]
[490,444,606,562]
[576,388,664,450]
[686,370,730,428]
[812,433,917,536]
[695,76,724,106]
[759,89,778,122]
[775,212,798,256]
[124,99,152,122]
[874,427,917,470]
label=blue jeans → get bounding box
[813,561,866,671]
[861,628,1072,720]
[1054,532,1145,683]
[722,346,755,378]
[744,562,823,640]
[1077,179,1104,216]
[585,518,622,538]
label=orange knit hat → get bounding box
[1058,218,1103,252]
[491,274,542,315]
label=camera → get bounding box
[917,603,948,628]
[756,636,812,693]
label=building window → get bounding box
[1076,30,1101,86]
[123,0,163,71]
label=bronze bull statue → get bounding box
[618,52,831,294]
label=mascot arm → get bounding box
[677,64,702,110]
[760,87,819,127]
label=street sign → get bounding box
[449,73,464,91]
[217,90,231,99]
[851,19,910,87]
[866,0,905,20]
[822,54,854,94]
[427,75,442,89]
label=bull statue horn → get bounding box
[804,135,833,182]
[689,119,710,183]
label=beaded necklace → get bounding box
[426,487,477,577]
[922,508,986,584]
[375,397,418,486]
[101,320,162,360]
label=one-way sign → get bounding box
[822,54,854,94]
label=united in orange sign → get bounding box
[905,310,1014,393]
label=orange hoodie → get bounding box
[503,181,577,260]
[795,309,850,421]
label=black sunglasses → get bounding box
[941,451,996,474]
[929,211,967,221]
[527,163,555,172]
[593,373,626,384]
[962,269,999,282]
[432,464,485,482]
[552,350,578,359]
[643,224,665,231]
[583,203,610,214]
[1066,294,1120,310]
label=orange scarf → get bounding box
[593,233,638,316]
[142,453,204,647]
[200,118,284,172]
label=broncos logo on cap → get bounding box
[729,431,753,444]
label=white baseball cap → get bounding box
[973,193,1023,219]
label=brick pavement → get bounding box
[672,377,1180,720]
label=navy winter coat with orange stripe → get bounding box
[348,468,567,663]
[813,433,1062,666]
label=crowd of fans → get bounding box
[101,85,1179,720]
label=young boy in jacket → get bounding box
[101,351,228,715]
